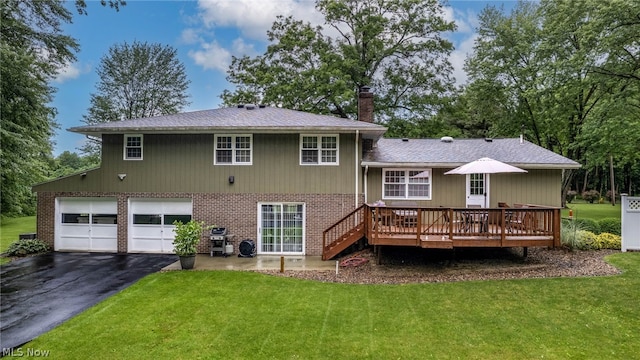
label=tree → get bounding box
[0,0,124,216]
[466,0,638,205]
[221,0,456,127]
[81,41,191,157]
[48,151,100,179]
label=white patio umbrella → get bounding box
[444,157,527,207]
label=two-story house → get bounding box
[33,88,580,257]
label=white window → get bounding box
[382,169,431,200]
[214,134,252,165]
[124,134,143,160]
[300,135,339,165]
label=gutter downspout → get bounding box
[355,130,359,209]
[364,165,369,204]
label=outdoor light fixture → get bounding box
[228,175,235,184]
[117,173,127,181]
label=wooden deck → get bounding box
[322,204,561,260]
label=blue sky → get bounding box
[51,0,516,155]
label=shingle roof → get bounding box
[69,106,387,138]
[363,138,580,169]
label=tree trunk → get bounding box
[610,154,616,205]
[561,169,575,208]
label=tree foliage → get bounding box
[462,0,640,199]
[1,0,124,216]
[80,41,191,157]
[222,0,456,128]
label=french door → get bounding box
[466,173,489,208]
[258,203,305,255]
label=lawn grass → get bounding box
[24,252,640,359]
[0,216,36,264]
[561,200,621,221]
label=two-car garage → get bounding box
[55,197,192,253]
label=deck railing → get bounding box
[322,204,367,260]
[321,204,561,260]
[368,205,561,247]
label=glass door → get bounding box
[466,173,488,207]
[258,203,305,254]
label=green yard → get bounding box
[0,216,37,264]
[561,200,621,221]
[23,253,640,359]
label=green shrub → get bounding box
[593,233,621,250]
[582,190,600,203]
[576,230,597,250]
[598,218,621,236]
[5,239,50,257]
[566,190,577,203]
[561,219,582,250]
[575,218,601,234]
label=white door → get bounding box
[129,199,192,253]
[466,174,489,208]
[258,203,305,255]
[56,198,118,252]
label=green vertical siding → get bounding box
[366,168,562,207]
[35,133,359,194]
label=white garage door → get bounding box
[129,198,192,253]
[56,198,118,252]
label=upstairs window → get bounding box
[382,169,431,200]
[124,134,143,160]
[214,134,252,165]
[300,135,339,165]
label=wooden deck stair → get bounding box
[322,205,367,260]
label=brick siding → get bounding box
[37,192,363,256]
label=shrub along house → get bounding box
[33,88,580,259]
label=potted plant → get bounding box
[172,219,204,269]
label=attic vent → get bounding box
[245,104,256,110]
[402,138,409,142]
[485,138,493,142]
[440,136,454,143]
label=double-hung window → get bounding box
[124,134,143,160]
[382,169,431,200]
[300,135,339,165]
[214,134,252,165]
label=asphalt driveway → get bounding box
[0,252,176,350]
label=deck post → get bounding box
[416,208,422,246]
[553,208,561,248]
[449,209,454,240]
[500,208,506,246]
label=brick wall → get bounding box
[37,192,363,256]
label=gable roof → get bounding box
[69,106,387,139]
[363,138,581,169]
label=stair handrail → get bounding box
[322,204,367,252]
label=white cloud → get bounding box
[54,62,90,83]
[188,40,233,72]
[180,28,202,44]
[196,0,319,40]
[450,33,478,85]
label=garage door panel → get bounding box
[57,236,89,251]
[128,199,192,253]
[56,198,117,252]
[89,237,118,252]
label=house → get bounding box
[33,88,580,258]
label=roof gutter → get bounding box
[361,162,582,170]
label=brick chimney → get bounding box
[358,86,373,123]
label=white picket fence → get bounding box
[621,194,640,252]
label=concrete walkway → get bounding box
[163,254,337,271]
